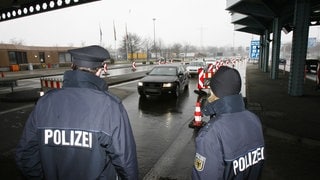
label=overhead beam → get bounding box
[0,0,100,22]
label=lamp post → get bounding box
[153,18,157,60]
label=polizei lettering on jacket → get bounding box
[233,147,264,175]
[43,129,92,148]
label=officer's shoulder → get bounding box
[102,91,121,104]
[198,117,220,135]
[38,89,60,100]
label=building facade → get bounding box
[0,44,73,71]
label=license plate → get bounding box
[146,88,160,93]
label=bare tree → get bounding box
[9,38,24,45]
[120,33,142,60]
[141,38,153,61]
[171,43,182,58]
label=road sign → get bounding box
[250,40,260,59]
[308,37,316,48]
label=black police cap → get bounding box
[210,66,242,98]
[68,45,110,68]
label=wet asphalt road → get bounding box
[113,79,199,179]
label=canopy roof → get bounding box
[0,0,99,22]
[226,0,320,35]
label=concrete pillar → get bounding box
[262,30,270,73]
[288,0,310,96]
[271,17,281,79]
[259,35,264,70]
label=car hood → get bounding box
[140,75,178,82]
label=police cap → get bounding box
[68,45,110,68]
[210,66,241,98]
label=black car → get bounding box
[279,58,287,65]
[137,64,189,97]
[305,59,319,73]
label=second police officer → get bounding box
[193,66,265,180]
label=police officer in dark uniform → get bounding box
[192,66,265,180]
[16,45,138,180]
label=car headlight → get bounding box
[138,82,143,86]
[163,83,173,87]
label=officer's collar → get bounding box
[202,94,245,116]
[62,70,108,91]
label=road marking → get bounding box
[0,104,35,115]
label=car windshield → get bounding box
[149,67,177,76]
[189,61,204,66]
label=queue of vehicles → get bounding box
[185,57,241,77]
[136,57,241,98]
[136,58,213,98]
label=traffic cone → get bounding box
[188,100,207,129]
[193,102,202,127]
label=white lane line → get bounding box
[0,104,35,115]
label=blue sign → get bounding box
[250,40,260,59]
[308,37,316,48]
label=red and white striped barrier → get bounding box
[207,63,214,72]
[41,78,62,89]
[40,77,63,96]
[132,61,136,71]
[215,61,223,70]
[197,67,215,90]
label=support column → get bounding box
[271,17,281,79]
[262,30,270,73]
[288,0,310,96]
[259,35,264,70]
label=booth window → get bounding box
[8,51,27,64]
[59,52,71,63]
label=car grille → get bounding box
[144,82,162,87]
[144,82,162,95]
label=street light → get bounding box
[153,18,157,60]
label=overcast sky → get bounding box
[0,0,319,48]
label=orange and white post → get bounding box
[193,102,203,127]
